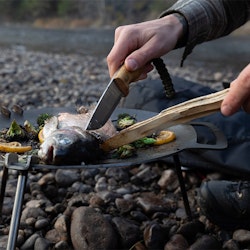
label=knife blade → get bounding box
[85,65,143,130]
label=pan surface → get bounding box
[0,107,227,168]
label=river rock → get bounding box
[222,239,240,250]
[34,237,51,250]
[112,216,141,249]
[45,229,62,244]
[164,234,189,250]
[20,207,47,224]
[55,169,80,187]
[54,214,69,241]
[136,192,175,214]
[177,220,205,244]
[34,218,50,230]
[157,169,179,191]
[94,176,108,192]
[143,222,169,249]
[105,167,130,183]
[89,193,105,208]
[115,197,135,214]
[131,164,159,184]
[20,233,40,250]
[1,197,14,216]
[37,172,55,186]
[54,240,70,249]
[233,229,250,245]
[70,206,118,250]
[0,235,9,250]
[189,234,221,250]
[175,207,188,220]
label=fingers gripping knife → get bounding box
[86,58,175,130]
[85,65,143,130]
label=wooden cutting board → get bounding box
[101,88,229,151]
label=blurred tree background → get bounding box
[0,0,177,28]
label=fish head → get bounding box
[38,127,103,165]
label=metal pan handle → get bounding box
[188,122,227,150]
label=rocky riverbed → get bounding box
[0,44,243,111]
[0,39,250,250]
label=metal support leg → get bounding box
[173,154,192,221]
[6,170,28,250]
[0,166,8,219]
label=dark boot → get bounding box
[198,180,250,230]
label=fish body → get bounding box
[38,110,117,165]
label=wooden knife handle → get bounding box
[114,65,143,96]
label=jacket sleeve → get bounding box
[160,0,250,64]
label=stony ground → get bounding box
[0,45,242,111]
[0,46,249,249]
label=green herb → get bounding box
[37,113,53,127]
[133,137,156,148]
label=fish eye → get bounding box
[54,134,72,145]
[58,138,72,145]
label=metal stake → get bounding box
[6,170,27,250]
[0,166,8,219]
[173,153,192,220]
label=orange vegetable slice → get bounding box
[0,142,32,153]
[154,130,176,145]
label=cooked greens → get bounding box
[116,113,136,130]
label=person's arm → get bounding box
[107,0,250,117]
[107,0,249,77]
[161,0,250,64]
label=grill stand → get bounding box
[0,152,191,250]
[174,154,192,220]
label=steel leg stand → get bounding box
[173,153,192,221]
[1,153,32,250]
[7,170,28,250]
[0,165,8,220]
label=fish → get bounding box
[38,108,117,165]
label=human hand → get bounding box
[107,14,184,78]
[221,63,250,116]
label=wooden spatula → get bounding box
[101,88,229,151]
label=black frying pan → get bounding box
[0,107,227,169]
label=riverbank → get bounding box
[0,40,247,111]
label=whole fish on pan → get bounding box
[38,108,117,165]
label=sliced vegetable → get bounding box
[154,130,176,145]
[116,113,136,130]
[6,120,26,141]
[0,141,32,153]
[24,120,38,138]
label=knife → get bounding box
[85,65,143,130]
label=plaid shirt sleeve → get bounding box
[160,0,250,64]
